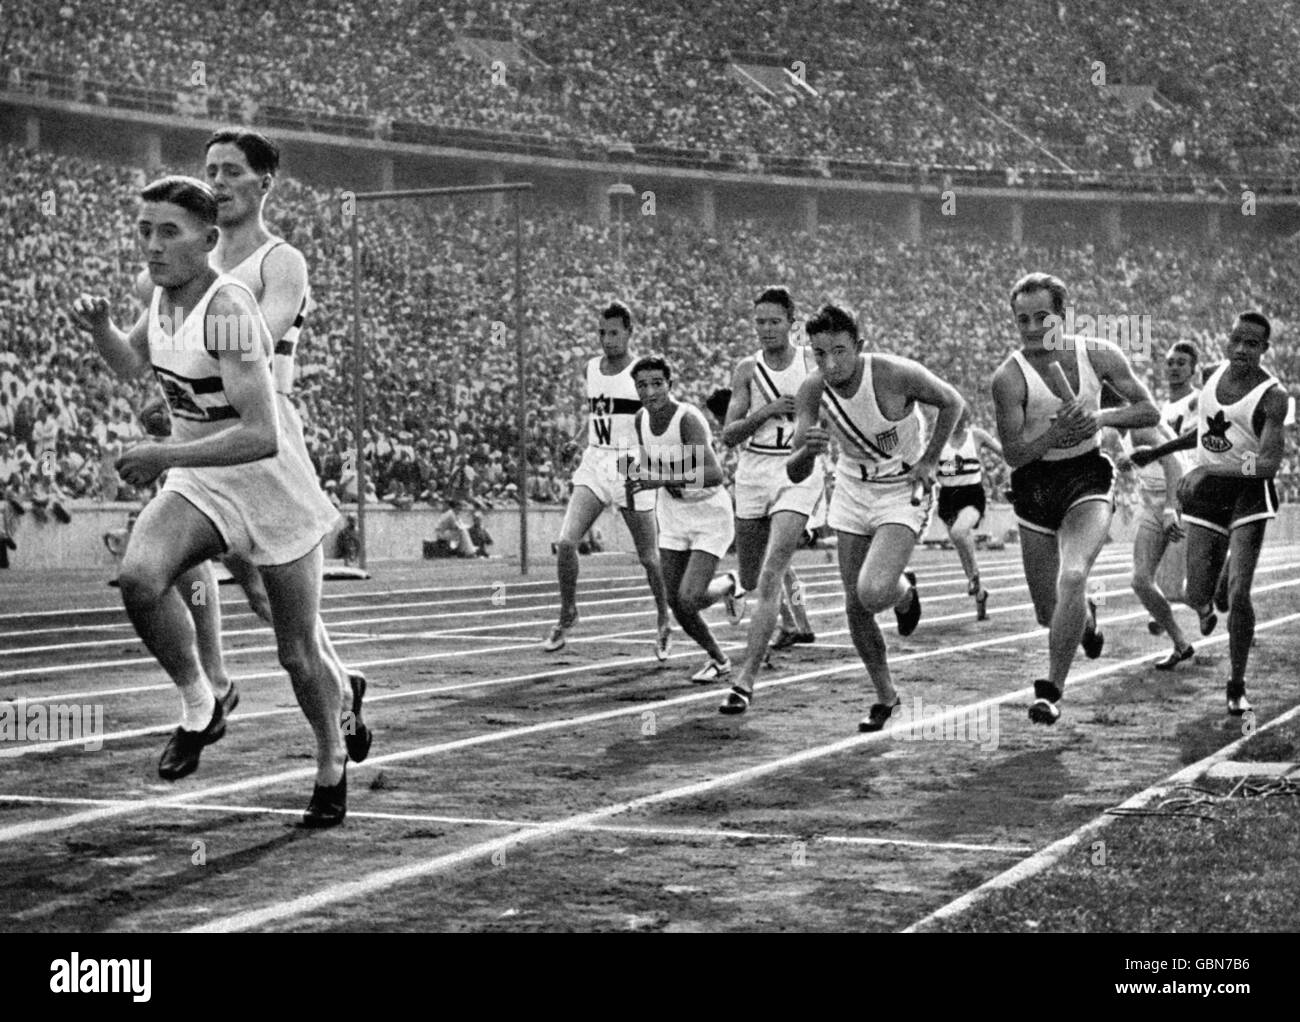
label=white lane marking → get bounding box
[183,609,1300,933]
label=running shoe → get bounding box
[542,607,579,652]
[1028,679,1062,725]
[301,764,347,829]
[859,696,902,733]
[1154,644,1194,671]
[654,621,672,661]
[770,629,815,651]
[723,572,747,626]
[718,685,752,715]
[343,673,373,763]
[1081,599,1104,659]
[1226,682,1251,717]
[975,588,989,622]
[1198,606,1218,636]
[895,570,921,637]
[690,657,732,683]
[158,698,228,781]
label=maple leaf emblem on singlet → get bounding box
[1201,410,1233,453]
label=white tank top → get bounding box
[1161,389,1199,475]
[820,355,925,483]
[1196,363,1279,472]
[743,347,806,457]
[1118,430,1166,492]
[214,237,308,395]
[637,402,720,502]
[586,356,641,449]
[937,430,982,487]
[148,275,271,440]
[1010,340,1102,461]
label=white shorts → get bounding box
[828,473,932,538]
[163,400,338,567]
[733,453,823,520]
[657,488,735,558]
[571,446,656,512]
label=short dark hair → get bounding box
[754,286,794,320]
[1009,272,1068,317]
[140,175,218,225]
[602,300,633,331]
[1169,340,1200,364]
[206,129,280,176]
[705,387,732,420]
[631,354,671,383]
[1235,311,1271,342]
[805,303,859,344]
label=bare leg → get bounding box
[1225,522,1267,689]
[551,485,606,627]
[257,543,347,787]
[118,493,225,726]
[1131,519,1190,651]
[947,506,981,587]
[1047,501,1112,691]
[661,548,726,663]
[620,504,671,626]
[730,511,810,694]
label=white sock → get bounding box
[179,678,216,731]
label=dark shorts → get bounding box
[937,483,986,529]
[1010,449,1114,536]
[1181,474,1278,537]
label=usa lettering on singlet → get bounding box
[148,275,271,429]
[1010,339,1103,461]
[937,432,982,487]
[744,349,807,457]
[214,238,308,395]
[820,355,925,483]
[586,356,641,449]
[1196,363,1279,472]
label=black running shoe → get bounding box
[1081,599,1104,659]
[1226,681,1251,717]
[859,696,902,733]
[343,673,373,763]
[158,699,227,781]
[214,680,240,717]
[895,571,921,637]
[1199,606,1218,636]
[769,629,815,651]
[975,588,989,622]
[718,685,753,716]
[1154,644,1194,671]
[1028,679,1062,725]
[301,765,347,828]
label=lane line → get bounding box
[3,593,1296,845]
[183,608,1300,933]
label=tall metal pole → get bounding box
[514,190,528,575]
[350,210,367,570]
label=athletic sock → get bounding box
[179,678,216,732]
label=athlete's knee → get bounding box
[1130,569,1155,595]
[949,523,972,545]
[1035,607,1053,628]
[555,536,579,560]
[1227,576,1254,614]
[1057,567,1089,598]
[275,634,324,680]
[757,565,785,601]
[118,560,173,607]
[637,548,660,573]
[677,584,711,614]
[856,578,895,614]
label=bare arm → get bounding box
[991,361,1079,469]
[69,295,151,380]
[259,244,310,346]
[972,426,1003,460]
[882,356,964,469]
[678,409,724,489]
[1094,343,1160,431]
[722,359,793,447]
[785,373,828,484]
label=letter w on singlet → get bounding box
[593,417,612,445]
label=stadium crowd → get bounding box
[2,144,1299,542]
[3,0,1299,179]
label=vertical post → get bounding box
[350,211,367,570]
[515,191,528,575]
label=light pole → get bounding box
[607,182,635,273]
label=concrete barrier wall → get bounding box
[4,499,1299,573]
